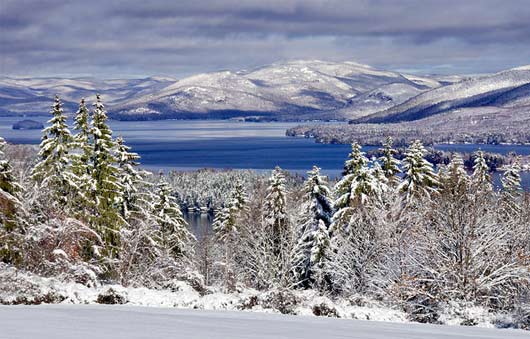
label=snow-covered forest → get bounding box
[1,96,529,329]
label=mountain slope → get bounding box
[2,61,530,125]
[0,77,176,116]
[111,60,439,120]
[352,66,530,123]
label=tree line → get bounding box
[0,95,528,322]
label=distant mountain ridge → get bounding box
[1,60,529,125]
[352,66,530,124]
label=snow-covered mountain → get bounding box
[353,66,530,123]
[0,77,176,117]
[0,60,441,120]
[112,60,441,120]
[2,60,530,124]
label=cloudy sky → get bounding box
[2,0,530,78]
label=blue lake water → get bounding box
[0,117,528,188]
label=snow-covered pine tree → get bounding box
[342,142,368,176]
[213,181,248,242]
[501,156,523,216]
[263,166,290,255]
[31,95,77,208]
[72,98,91,171]
[398,140,438,203]
[0,137,22,228]
[262,166,293,286]
[328,144,387,294]
[70,98,95,218]
[440,153,469,195]
[378,136,401,187]
[212,181,248,291]
[371,161,389,196]
[115,136,151,221]
[89,94,124,259]
[0,137,24,264]
[331,143,379,234]
[292,166,333,288]
[471,150,492,192]
[153,177,195,260]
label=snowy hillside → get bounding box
[113,60,439,120]
[0,77,175,117]
[0,60,440,121]
[354,66,530,123]
[2,305,528,339]
[3,61,530,123]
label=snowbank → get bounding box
[0,265,525,330]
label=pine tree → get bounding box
[471,150,492,191]
[440,153,469,194]
[292,166,333,288]
[71,98,95,218]
[212,181,248,291]
[332,143,379,234]
[398,140,438,203]
[213,181,248,242]
[378,136,401,186]
[342,142,368,176]
[153,177,195,259]
[31,95,76,207]
[262,166,292,286]
[263,166,289,253]
[0,137,22,231]
[115,136,150,220]
[501,156,523,215]
[0,137,24,264]
[89,94,124,258]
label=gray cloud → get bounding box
[1,0,530,78]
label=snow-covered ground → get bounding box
[1,305,528,339]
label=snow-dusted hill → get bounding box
[0,76,175,117]
[0,60,441,120]
[2,305,528,339]
[353,66,530,123]
[113,60,440,120]
[2,61,530,124]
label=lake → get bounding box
[0,117,528,188]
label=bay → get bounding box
[0,117,528,188]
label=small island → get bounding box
[12,119,44,130]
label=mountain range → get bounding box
[0,61,529,139]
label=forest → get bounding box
[0,95,529,328]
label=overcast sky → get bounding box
[2,0,530,78]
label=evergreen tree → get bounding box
[378,136,401,186]
[71,98,95,217]
[115,136,150,220]
[440,153,469,194]
[0,137,24,264]
[262,166,292,286]
[371,161,390,195]
[0,137,22,231]
[342,142,368,176]
[90,94,124,258]
[398,140,438,203]
[471,150,492,191]
[153,177,195,259]
[263,166,289,253]
[292,166,333,288]
[213,181,248,242]
[501,156,523,215]
[332,143,379,234]
[212,181,248,291]
[31,95,76,207]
